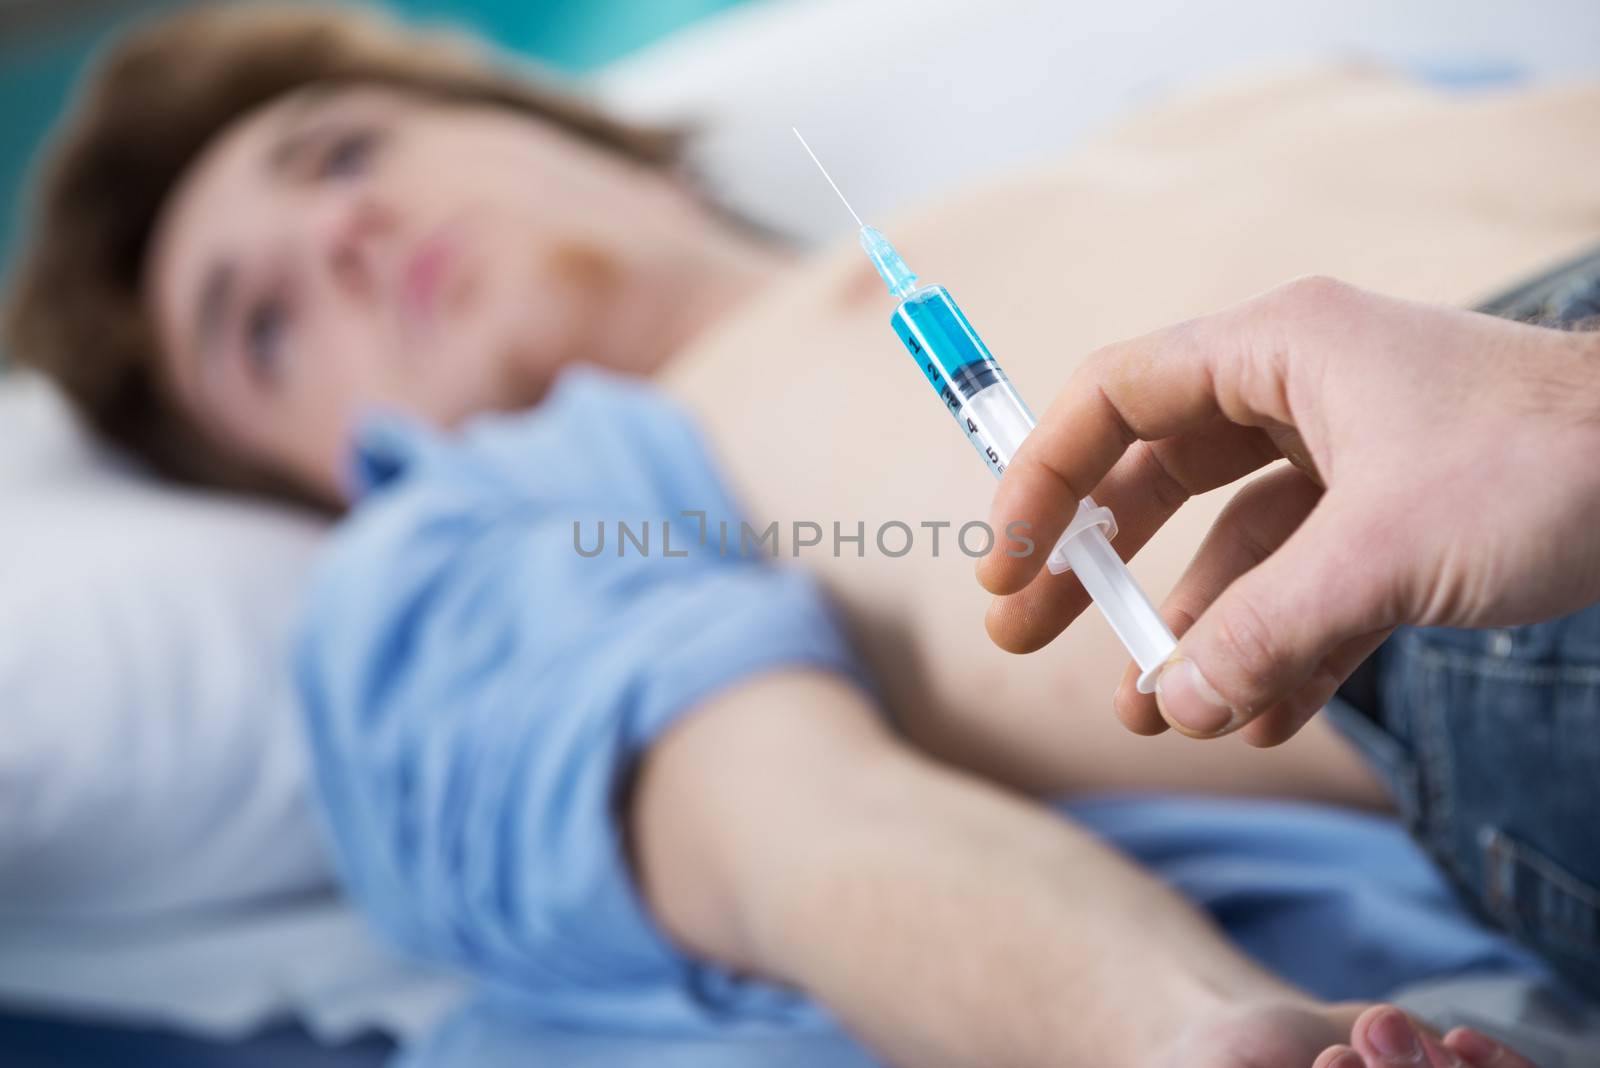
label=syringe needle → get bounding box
[792,127,864,229]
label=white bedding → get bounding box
[0,377,330,918]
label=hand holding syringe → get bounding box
[794,129,1177,691]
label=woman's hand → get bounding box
[979,276,1600,746]
[1313,1005,1539,1068]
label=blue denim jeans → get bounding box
[1328,607,1600,1001]
[1326,243,1600,1001]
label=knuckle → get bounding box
[1074,356,1140,443]
[1271,274,1361,319]
[1089,381,1139,450]
[1164,605,1199,640]
[1081,339,1124,374]
[1134,442,1190,514]
[1212,494,1281,570]
[1017,452,1093,526]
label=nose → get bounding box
[313,191,395,305]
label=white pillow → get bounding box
[0,374,332,918]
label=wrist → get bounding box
[1565,328,1600,504]
[1582,329,1600,415]
[1532,323,1600,423]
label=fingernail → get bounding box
[1154,659,1239,736]
[1369,1009,1423,1063]
[1448,1029,1501,1063]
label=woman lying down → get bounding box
[10,7,1597,1066]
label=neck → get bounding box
[604,211,794,376]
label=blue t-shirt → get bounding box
[296,368,860,1034]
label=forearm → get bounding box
[631,671,1300,1067]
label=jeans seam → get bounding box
[1417,649,1460,881]
[1481,827,1600,950]
[1418,645,1600,686]
[1395,616,1600,996]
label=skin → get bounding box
[141,73,1590,1066]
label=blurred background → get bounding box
[4,0,1600,277]
[0,0,750,266]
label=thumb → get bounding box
[1153,499,1391,738]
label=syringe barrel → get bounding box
[890,283,1177,691]
[890,284,1033,477]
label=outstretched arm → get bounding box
[632,670,1355,1068]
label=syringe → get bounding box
[794,129,1177,692]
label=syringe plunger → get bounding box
[1046,519,1176,692]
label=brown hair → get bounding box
[2,3,680,501]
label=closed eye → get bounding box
[243,294,289,384]
[318,126,385,180]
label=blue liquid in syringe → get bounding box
[890,284,1039,480]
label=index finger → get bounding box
[978,292,1302,596]
[976,320,1221,595]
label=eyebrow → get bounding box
[265,86,345,173]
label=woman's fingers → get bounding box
[984,423,1280,655]
[1352,1005,1458,1067]
[1313,1046,1364,1068]
[1344,1002,1537,1068]
[1444,1026,1535,1067]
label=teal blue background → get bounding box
[0,0,747,276]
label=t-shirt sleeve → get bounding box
[296,369,860,1033]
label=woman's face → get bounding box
[148,84,692,498]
